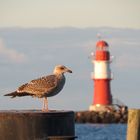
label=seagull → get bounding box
[4,65,72,111]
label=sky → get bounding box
[0,28,140,111]
[0,0,140,29]
[0,1,140,111]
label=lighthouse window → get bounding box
[96,47,102,51]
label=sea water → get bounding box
[75,124,127,140]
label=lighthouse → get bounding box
[89,40,113,111]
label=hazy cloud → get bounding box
[123,40,140,46]
[115,54,140,70]
[0,39,27,63]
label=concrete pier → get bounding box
[0,110,75,140]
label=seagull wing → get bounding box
[18,75,58,96]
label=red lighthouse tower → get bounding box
[89,40,113,111]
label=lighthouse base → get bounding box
[89,104,114,112]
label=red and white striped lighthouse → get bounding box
[89,40,113,111]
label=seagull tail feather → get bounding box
[4,91,18,98]
[4,91,31,98]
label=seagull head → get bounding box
[53,65,72,75]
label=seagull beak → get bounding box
[66,69,72,73]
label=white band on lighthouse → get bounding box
[92,60,112,79]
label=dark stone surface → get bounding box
[0,110,75,140]
[75,106,128,124]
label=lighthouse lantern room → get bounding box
[89,40,113,111]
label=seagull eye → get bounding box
[60,67,65,70]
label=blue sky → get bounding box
[0,28,140,110]
[0,1,140,111]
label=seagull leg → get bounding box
[42,97,48,112]
[44,97,48,111]
[42,98,45,111]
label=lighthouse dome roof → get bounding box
[96,40,109,48]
